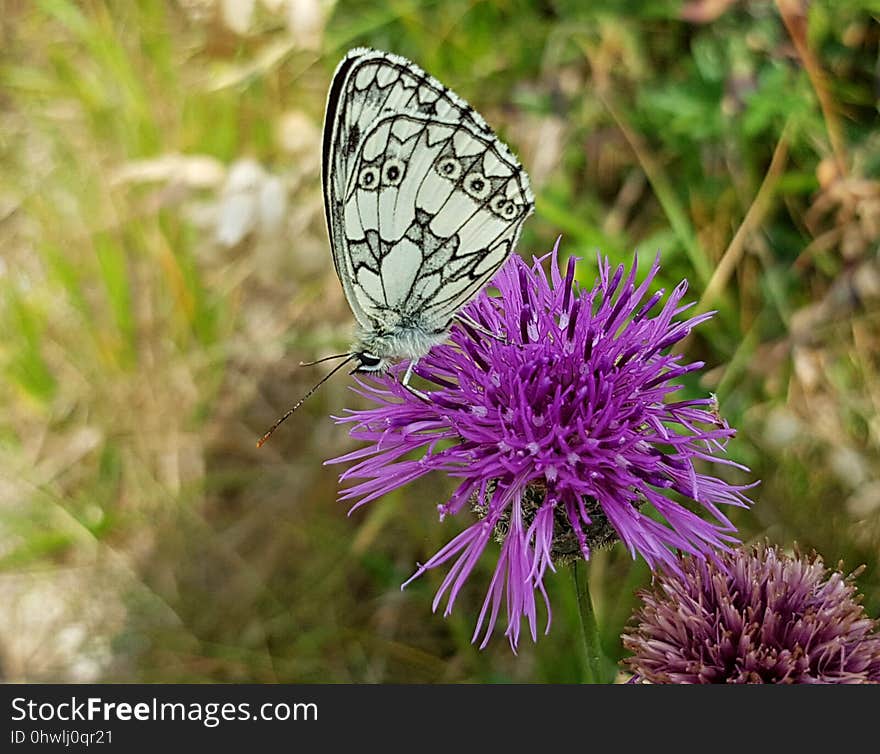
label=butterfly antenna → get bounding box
[257,354,356,448]
[299,352,351,367]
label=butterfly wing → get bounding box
[322,48,533,331]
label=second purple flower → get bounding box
[329,240,753,649]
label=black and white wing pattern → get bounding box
[322,48,534,331]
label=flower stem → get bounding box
[571,559,604,684]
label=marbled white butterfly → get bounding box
[258,48,533,446]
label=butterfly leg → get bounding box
[453,313,508,344]
[401,360,430,402]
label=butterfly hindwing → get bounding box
[323,48,533,332]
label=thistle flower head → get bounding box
[623,543,880,683]
[329,240,752,649]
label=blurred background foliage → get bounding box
[0,0,878,682]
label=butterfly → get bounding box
[258,48,533,446]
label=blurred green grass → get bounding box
[0,0,878,682]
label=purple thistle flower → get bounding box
[623,543,880,683]
[328,239,752,649]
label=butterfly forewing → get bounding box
[322,48,533,333]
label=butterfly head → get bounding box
[352,351,390,374]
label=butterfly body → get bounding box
[322,48,534,378]
[350,318,449,374]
